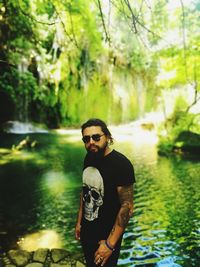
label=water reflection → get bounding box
[0,130,199,267]
[117,151,200,267]
[18,230,62,251]
[42,171,70,195]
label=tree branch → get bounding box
[186,56,199,113]
[49,0,79,49]
[124,0,138,33]
[0,59,16,68]
[110,0,164,43]
[97,0,111,44]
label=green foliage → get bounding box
[168,111,198,139]
[148,0,169,45]
[156,1,200,91]
[0,69,37,100]
[158,108,200,155]
[0,0,199,130]
[33,0,55,17]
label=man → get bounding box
[75,118,135,267]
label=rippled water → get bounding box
[0,129,199,267]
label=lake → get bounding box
[0,126,199,267]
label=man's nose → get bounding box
[89,137,95,144]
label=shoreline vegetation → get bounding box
[0,120,200,160]
[158,130,200,159]
[0,0,199,162]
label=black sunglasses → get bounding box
[82,134,104,143]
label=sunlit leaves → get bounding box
[1,0,199,127]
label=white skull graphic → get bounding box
[82,167,104,221]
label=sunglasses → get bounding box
[82,134,104,143]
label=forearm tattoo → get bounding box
[117,185,133,228]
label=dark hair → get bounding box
[81,118,114,145]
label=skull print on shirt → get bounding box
[82,166,104,221]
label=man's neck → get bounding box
[104,147,112,156]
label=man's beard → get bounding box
[86,142,108,165]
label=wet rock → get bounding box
[26,264,43,267]
[51,249,70,263]
[1,249,85,267]
[50,264,71,267]
[75,261,85,267]
[33,249,49,263]
[1,256,11,266]
[8,250,31,266]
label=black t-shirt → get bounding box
[80,149,135,241]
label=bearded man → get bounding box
[75,118,135,267]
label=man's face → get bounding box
[82,126,109,156]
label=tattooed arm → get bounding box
[107,184,134,247]
[94,184,133,265]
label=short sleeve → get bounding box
[115,156,135,186]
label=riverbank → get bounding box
[158,130,200,159]
[0,248,85,267]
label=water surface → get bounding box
[0,129,199,267]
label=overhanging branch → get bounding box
[97,0,111,44]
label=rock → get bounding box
[33,249,49,263]
[8,250,31,266]
[76,261,85,267]
[50,264,71,267]
[140,123,155,131]
[174,131,200,154]
[26,264,43,267]
[1,256,11,265]
[51,249,70,263]
[1,249,84,267]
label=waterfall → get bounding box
[2,121,48,134]
[17,57,30,122]
[112,68,142,122]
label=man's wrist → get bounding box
[105,240,115,252]
[76,222,81,227]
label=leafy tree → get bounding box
[0,0,199,131]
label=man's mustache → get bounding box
[88,144,99,150]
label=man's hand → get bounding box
[94,240,113,266]
[75,223,81,240]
